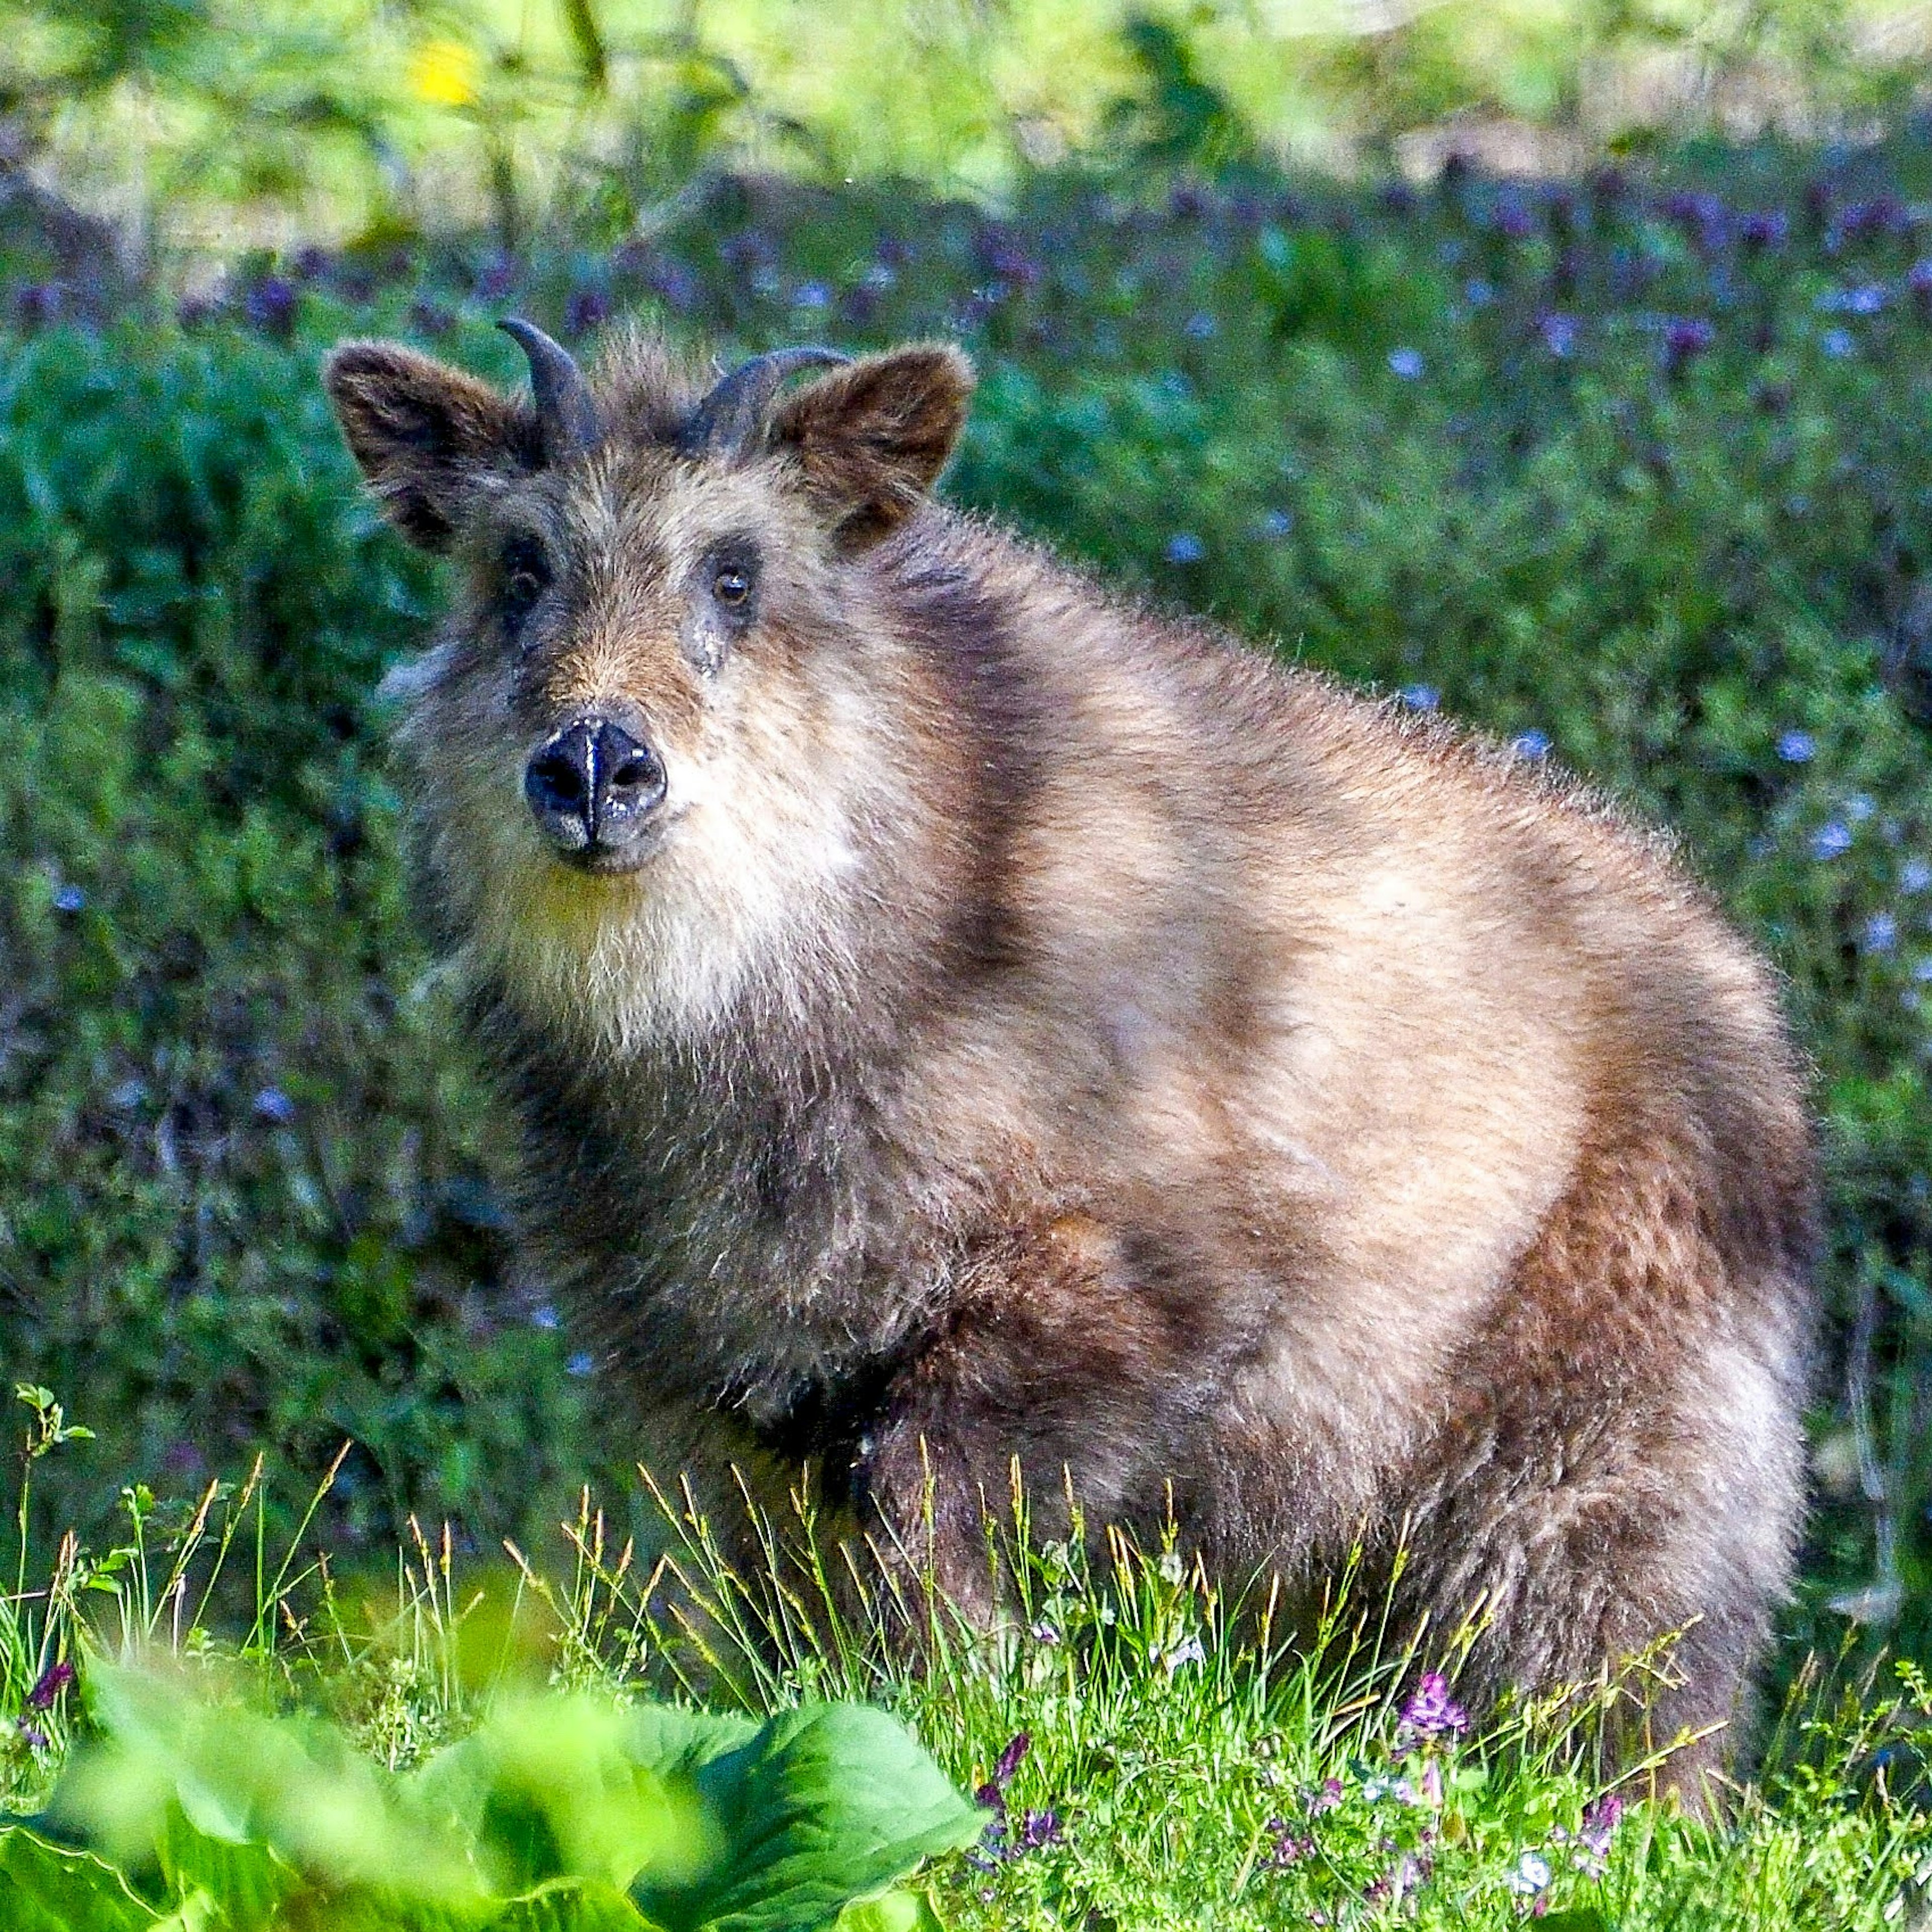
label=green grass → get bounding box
[1,1402,1923,1930]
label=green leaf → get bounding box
[1538,1912,1613,1932]
[630,1704,985,1932]
[492,1877,665,1931]
[0,1825,159,1931]
[831,1889,949,1932]
[154,1801,298,1932]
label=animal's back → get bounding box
[920,523,1812,1751]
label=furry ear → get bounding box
[324,343,531,552]
[768,344,974,550]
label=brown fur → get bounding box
[326,326,1816,1779]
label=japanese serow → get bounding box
[326,321,1814,1778]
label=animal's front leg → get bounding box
[849,1214,1198,1622]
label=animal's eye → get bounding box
[712,566,751,606]
[501,535,550,624]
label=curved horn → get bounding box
[498,317,600,459]
[679,346,851,459]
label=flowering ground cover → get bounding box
[0,1444,1923,1930]
[7,136,1932,1899]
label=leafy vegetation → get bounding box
[0,1419,1923,1931]
[10,134,1932,1655]
[0,1671,979,1931]
[8,0,1932,253]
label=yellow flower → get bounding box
[408,37,481,108]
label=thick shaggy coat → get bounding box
[326,326,1815,1772]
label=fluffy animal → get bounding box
[326,319,1815,1780]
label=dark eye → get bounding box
[501,535,550,624]
[712,566,751,607]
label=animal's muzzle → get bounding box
[524,714,667,861]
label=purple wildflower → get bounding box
[409,298,455,338]
[976,1730,1030,1812]
[1307,1777,1345,1815]
[15,283,63,330]
[1365,1849,1432,1903]
[244,276,298,340]
[1661,316,1716,377]
[1263,1817,1312,1867]
[474,252,519,301]
[1578,1791,1622,1857]
[16,1721,48,1751]
[27,1661,73,1710]
[564,287,609,337]
[1740,210,1789,252]
[1910,258,1932,321]
[1396,1669,1469,1743]
[1495,198,1537,242]
[1016,1808,1063,1850]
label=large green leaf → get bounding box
[492,1877,666,1931]
[831,1889,950,1932]
[405,1696,741,1897]
[630,1704,986,1932]
[0,1826,159,1932]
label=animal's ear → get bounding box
[768,344,974,550]
[324,342,529,552]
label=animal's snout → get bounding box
[524,715,667,861]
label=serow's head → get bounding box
[324,319,973,880]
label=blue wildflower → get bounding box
[1165,533,1205,565]
[1183,310,1217,339]
[1776,730,1815,763]
[531,1304,561,1331]
[566,1351,597,1378]
[1822,327,1856,358]
[1513,730,1552,759]
[1540,313,1578,357]
[1812,822,1853,859]
[1259,508,1294,538]
[791,280,831,309]
[1901,857,1932,893]
[1400,685,1440,712]
[1388,347,1424,379]
[252,1088,296,1125]
[1865,914,1898,954]
[51,885,85,914]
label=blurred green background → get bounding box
[6,0,1932,1673]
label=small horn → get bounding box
[679,346,851,459]
[498,317,601,459]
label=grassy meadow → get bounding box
[9,12,1932,1914]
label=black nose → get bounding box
[525,716,667,856]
